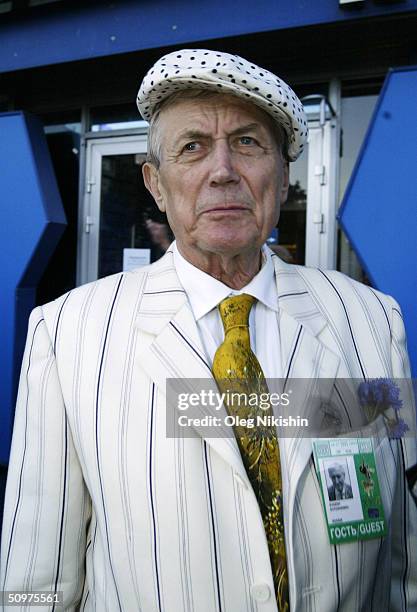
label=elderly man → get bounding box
[1,49,416,611]
[327,463,353,501]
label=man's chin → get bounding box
[199,239,261,258]
[195,230,264,256]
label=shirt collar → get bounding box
[173,241,277,321]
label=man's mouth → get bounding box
[203,205,250,214]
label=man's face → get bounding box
[330,468,345,492]
[143,95,289,261]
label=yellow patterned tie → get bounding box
[212,294,289,611]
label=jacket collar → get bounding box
[135,249,329,336]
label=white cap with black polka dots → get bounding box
[137,49,308,161]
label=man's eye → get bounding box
[239,136,256,146]
[183,142,200,152]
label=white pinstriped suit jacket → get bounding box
[1,249,417,612]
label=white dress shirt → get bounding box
[173,241,282,378]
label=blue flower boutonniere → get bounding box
[358,378,410,439]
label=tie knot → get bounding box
[218,293,256,333]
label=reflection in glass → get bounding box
[277,143,308,264]
[98,154,172,278]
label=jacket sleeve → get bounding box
[0,306,91,611]
[388,297,417,611]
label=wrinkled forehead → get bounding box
[158,93,280,139]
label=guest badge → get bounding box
[312,438,387,544]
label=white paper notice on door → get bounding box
[123,248,151,271]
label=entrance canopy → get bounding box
[1,0,416,74]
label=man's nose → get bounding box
[208,141,241,186]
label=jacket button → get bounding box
[250,583,271,602]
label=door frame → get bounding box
[78,130,148,285]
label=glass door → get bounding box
[79,133,172,285]
[271,93,341,269]
[277,139,308,264]
[303,93,341,269]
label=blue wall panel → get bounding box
[0,112,66,464]
[1,0,417,73]
[338,67,417,376]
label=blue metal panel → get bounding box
[0,0,416,73]
[338,67,417,376]
[0,112,66,464]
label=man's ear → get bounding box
[280,160,290,205]
[142,162,166,212]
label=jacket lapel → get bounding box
[134,250,249,482]
[272,255,342,577]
